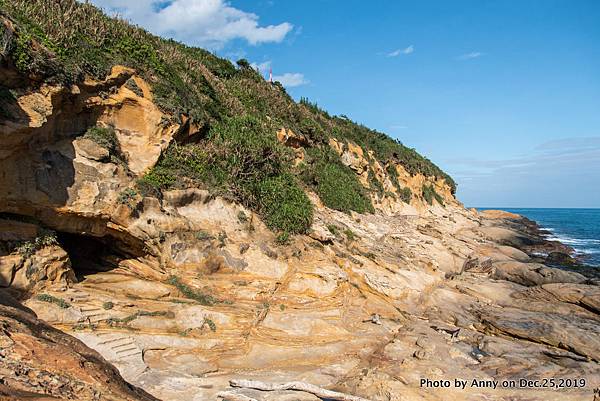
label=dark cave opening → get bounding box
[56,232,127,280]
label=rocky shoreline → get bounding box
[2,204,599,401]
[481,210,600,281]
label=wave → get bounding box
[544,234,600,246]
[574,248,600,255]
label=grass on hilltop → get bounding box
[1,0,455,234]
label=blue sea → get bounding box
[477,208,600,266]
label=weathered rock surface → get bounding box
[0,290,158,401]
[1,56,599,401]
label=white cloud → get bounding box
[251,60,272,74]
[248,60,307,87]
[458,51,483,60]
[272,72,308,87]
[88,0,293,50]
[387,45,414,57]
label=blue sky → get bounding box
[91,0,600,208]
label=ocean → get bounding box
[477,208,600,266]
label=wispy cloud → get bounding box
[387,45,414,57]
[449,137,600,207]
[272,72,308,87]
[88,0,293,50]
[457,51,483,60]
[448,136,600,178]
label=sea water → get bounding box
[477,208,600,266]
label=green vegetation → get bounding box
[106,310,172,327]
[83,126,126,164]
[275,232,290,245]
[344,228,357,241]
[15,229,58,258]
[84,126,117,151]
[36,294,70,309]
[166,275,220,306]
[117,188,137,207]
[202,317,217,332]
[326,224,339,235]
[195,230,214,241]
[139,116,313,234]
[301,148,373,214]
[367,167,385,197]
[386,164,412,204]
[399,187,412,204]
[237,211,248,223]
[72,323,97,331]
[2,0,456,234]
[422,184,444,206]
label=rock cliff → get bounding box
[1,2,599,401]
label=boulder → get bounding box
[0,245,75,291]
[492,261,586,286]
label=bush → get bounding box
[399,187,412,204]
[15,229,58,258]
[117,188,137,207]
[301,147,373,214]
[84,126,118,153]
[102,301,114,310]
[422,184,444,206]
[257,174,313,234]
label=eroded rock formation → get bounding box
[1,22,598,401]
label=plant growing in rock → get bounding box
[422,184,444,206]
[399,187,412,204]
[36,294,70,309]
[237,211,248,223]
[195,230,214,241]
[344,228,357,241]
[84,126,118,152]
[301,147,373,214]
[166,275,220,306]
[15,229,58,258]
[326,224,339,235]
[117,188,138,208]
[275,232,290,245]
[202,317,216,332]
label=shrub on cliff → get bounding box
[422,184,444,206]
[399,187,412,204]
[84,126,118,152]
[2,0,457,228]
[139,115,313,234]
[302,147,373,214]
[257,174,313,234]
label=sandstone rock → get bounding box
[479,307,600,361]
[545,251,579,266]
[0,219,39,241]
[74,137,110,161]
[1,245,75,291]
[492,261,586,286]
[0,290,158,401]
